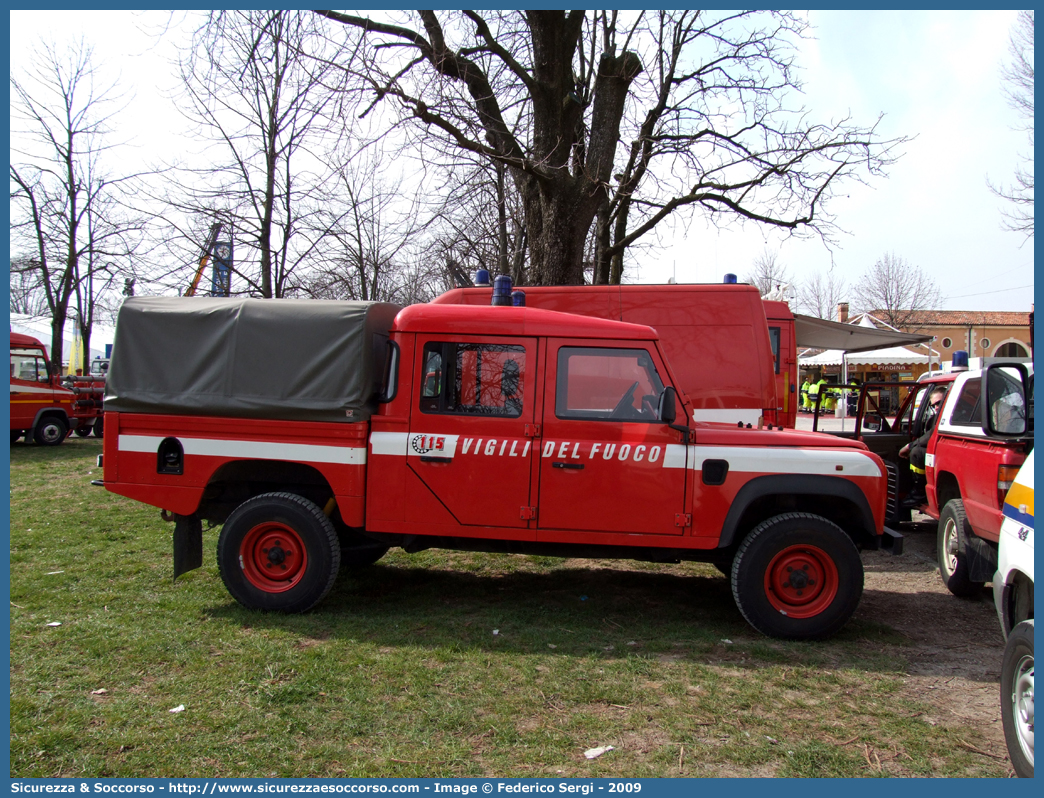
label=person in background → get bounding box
[800,377,811,412]
[807,377,820,411]
[899,386,947,507]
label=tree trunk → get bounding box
[524,177,591,285]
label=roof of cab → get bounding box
[10,332,44,347]
[393,303,659,340]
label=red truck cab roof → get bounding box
[394,303,660,340]
[11,332,46,349]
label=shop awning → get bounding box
[794,313,933,353]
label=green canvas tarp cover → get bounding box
[104,297,402,423]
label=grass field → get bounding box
[9,437,1007,778]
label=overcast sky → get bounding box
[8,9,1035,314]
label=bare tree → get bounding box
[159,11,347,298]
[302,154,424,302]
[10,39,137,370]
[744,248,794,298]
[853,253,941,331]
[989,10,1033,239]
[9,257,49,316]
[796,268,847,319]
[425,160,528,287]
[315,10,905,286]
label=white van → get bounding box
[993,449,1034,777]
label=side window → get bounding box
[988,368,1028,434]
[556,347,665,421]
[768,326,781,374]
[949,380,981,426]
[11,350,49,382]
[419,342,525,417]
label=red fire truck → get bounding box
[10,332,104,444]
[98,294,900,640]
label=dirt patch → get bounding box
[858,515,1007,760]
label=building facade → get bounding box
[873,309,1033,361]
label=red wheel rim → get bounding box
[763,544,839,619]
[239,522,308,593]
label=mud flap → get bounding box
[173,514,203,580]
[964,534,998,583]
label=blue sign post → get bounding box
[211,241,232,296]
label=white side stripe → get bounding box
[663,445,881,478]
[10,383,65,395]
[118,435,366,466]
[690,408,762,424]
[370,432,409,456]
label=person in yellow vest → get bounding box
[820,379,836,412]
[807,377,820,411]
[800,378,811,411]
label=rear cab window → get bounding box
[419,341,526,418]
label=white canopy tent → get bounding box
[801,344,941,369]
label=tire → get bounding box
[92,416,104,438]
[731,512,864,640]
[1000,619,1034,778]
[937,499,984,597]
[11,430,23,444]
[217,492,341,613]
[33,416,68,446]
[74,427,91,438]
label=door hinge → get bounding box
[675,513,692,528]
[524,423,541,438]
[520,506,538,520]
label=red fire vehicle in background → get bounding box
[812,351,1033,594]
[98,291,900,640]
[433,279,799,428]
[923,357,1032,597]
[10,332,104,444]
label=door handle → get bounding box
[552,462,584,470]
[419,455,453,463]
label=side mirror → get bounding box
[982,363,1030,437]
[658,386,677,425]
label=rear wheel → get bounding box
[11,430,23,444]
[937,499,983,597]
[33,416,68,446]
[217,492,341,613]
[74,427,91,438]
[1001,620,1034,778]
[731,513,863,640]
[92,416,104,438]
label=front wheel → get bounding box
[217,492,341,613]
[731,513,863,640]
[33,416,68,446]
[937,499,983,597]
[1001,620,1034,778]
